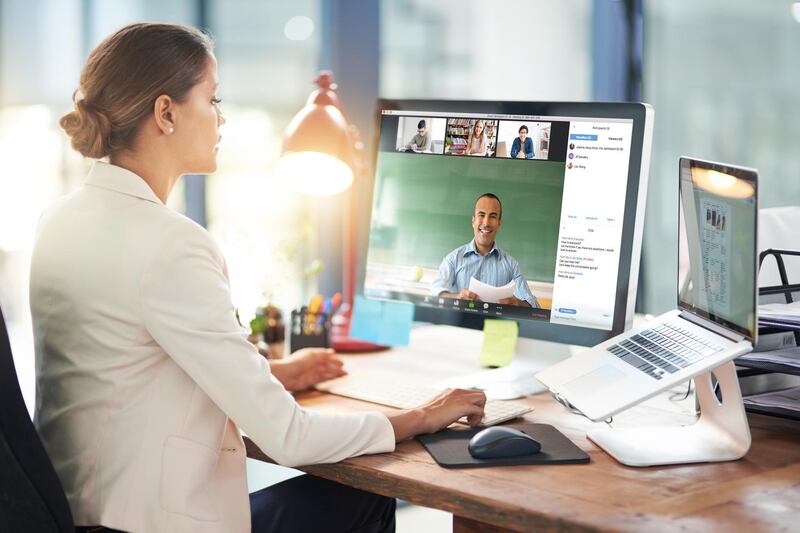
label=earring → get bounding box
[167,127,174,134]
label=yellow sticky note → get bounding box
[478,319,518,367]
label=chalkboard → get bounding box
[369,152,565,283]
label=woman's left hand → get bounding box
[269,348,346,392]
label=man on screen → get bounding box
[510,124,535,159]
[430,193,540,308]
[402,119,431,152]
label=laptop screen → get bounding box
[678,157,758,341]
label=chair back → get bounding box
[0,305,74,532]
[759,207,800,287]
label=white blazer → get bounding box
[30,162,395,533]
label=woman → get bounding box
[465,119,487,156]
[30,23,485,533]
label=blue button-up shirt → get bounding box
[430,240,540,307]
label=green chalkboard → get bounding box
[368,152,565,283]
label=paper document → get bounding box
[699,199,732,315]
[758,301,800,328]
[739,347,800,370]
[468,277,515,303]
[744,386,800,412]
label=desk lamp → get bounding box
[276,71,383,352]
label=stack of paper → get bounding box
[758,301,800,330]
[743,386,800,414]
[739,347,800,370]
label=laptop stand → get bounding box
[586,360,751,466]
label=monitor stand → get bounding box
[587,360,751,467]
[410,324,580,397]
[331,324,580,398]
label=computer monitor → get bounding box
[363,100,653,347]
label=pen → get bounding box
[308,294,323,314]
[316,299,331,334]
[305,295,323,336]
[330,292,342,314]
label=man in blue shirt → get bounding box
[430,193,539,308]
[509,125,535,159]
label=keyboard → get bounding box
[316,377,533,426]
[607,323,724,380]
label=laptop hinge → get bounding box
[678,310,746,343]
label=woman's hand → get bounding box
[270,348,346,392]
[387,388,486,442]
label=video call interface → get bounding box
[365,109,636,331]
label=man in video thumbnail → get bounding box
[403,119,431,152]
[510,124,535,159]
[430,193,540,307]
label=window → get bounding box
[381,0,592,101]
[640,0,800,312]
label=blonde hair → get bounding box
[60,23,214,159]
[467,120,487,154]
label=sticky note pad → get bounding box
[350,295,414,346]
[478,319,518,367]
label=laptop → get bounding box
[537,157,758,421]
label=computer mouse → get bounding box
[467,426,541,459]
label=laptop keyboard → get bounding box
[606,323,724,380]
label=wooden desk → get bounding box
[246,328,800,532]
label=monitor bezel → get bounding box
[364,99,653,347]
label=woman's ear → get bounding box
[154,94,175,135]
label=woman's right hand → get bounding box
[387,388,486,442]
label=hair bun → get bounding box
[59,97,113,159]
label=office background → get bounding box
[2,0,800,406]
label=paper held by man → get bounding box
[468,277,515,303]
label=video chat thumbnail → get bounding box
[444,118,498,157]
[368,114,572,318]
[495,121,551,160]
[394,116,447,154]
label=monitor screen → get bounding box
[363,101,652,346]
[678,157,758,342]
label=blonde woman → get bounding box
[31,22,485,533]
[465,119,488,156]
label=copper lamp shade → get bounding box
[276,71,356,196]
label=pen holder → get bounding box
[289,308,330,352]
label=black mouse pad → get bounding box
[416,423,589,468]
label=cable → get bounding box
[551,390,613,426]
[551,391,584,416]
[669,380,693,402]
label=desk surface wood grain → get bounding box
[245,390,800,533]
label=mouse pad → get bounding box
[416,423,589,468]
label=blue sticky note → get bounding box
[350,295,414,346]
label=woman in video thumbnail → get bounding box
[465,119,488,156]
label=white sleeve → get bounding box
[139,221,395,467]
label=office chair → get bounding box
[0,305,74,532]
[759,206,800,287]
